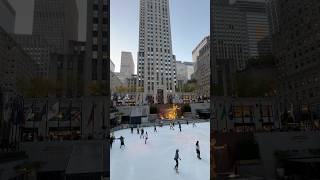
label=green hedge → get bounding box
[183,104,191,113]
[150,106,158,114]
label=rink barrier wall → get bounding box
[111,119,209,132]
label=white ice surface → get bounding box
[111,122,210,180]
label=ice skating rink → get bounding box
[111,122,210,180]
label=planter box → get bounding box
[183,112,193,118]
[148,114,158,122]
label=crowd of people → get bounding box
[110,122,203,173]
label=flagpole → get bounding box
[80,99,83,138]
[45,98,48,139]
[14,96,18,144]
[32,99,36,141]
[69,99,72,135]
[92,102,95,138]
[58,99,61,136]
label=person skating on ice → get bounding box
[174,149,181,171]
[131,126,134,134]
[137,126,140,134]
[170,122,174,130]
[193,122,197,128]
[110,135,115,149]
[154,124,157,132]
[119,136,125,149]
[196,141,201,159]
[144,132,148,144]
[178,121,182,132]
[140,128,144,139]
[187,120,189,125]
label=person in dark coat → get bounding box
[174,149,181,171]
[119,136,125,149]
[196,141,201,159]
[110,135,115,149]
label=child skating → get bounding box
[196,141,201,159]
[144,132,148,144]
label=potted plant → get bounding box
[182,104,193,118]
[149,105,158,122]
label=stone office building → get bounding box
[272,0,320,123]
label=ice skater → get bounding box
[154,124,157,132]
[178,121,182,132]
[110,135,115,149]
[196,141,201,159]
[174,149,181,172]
[193,122,197,128]
[170,123,174,130]
[119,136,125,149]
[131,127,134,134]
[140,128,144,139]
[187,120,189,125]
[137,126,140,134]
[144,132,148,144]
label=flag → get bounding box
[64,101,72,121]
[71,111,81,122]
[25,103,34,121]
[220,105,226,121]
[102,103,105,122]
[87,103,95,126]
[10,96,24,125]
[228,104,233,120]
[48,102,59,120]
[40,103,47,121]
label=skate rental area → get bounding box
[110,122,210,180]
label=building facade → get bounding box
[0,0,15,33]
[137,0,176,104]
[273,0,320,123]
[233,0,272,58]
[49,53,85,98]
[195,38,210,98]
[12,34,51,77]
[85,0,110,96]
[176,61,188,91]
[110,60,115,72]
[184,61,194,80]
[0,27,37,98]
[120,51,135,78]
[211,0,249,74]
[32,0,79,54]
[192,36,210,73]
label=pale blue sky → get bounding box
[111,0,210,73]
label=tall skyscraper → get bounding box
[233,0,271,58]
[32,0,79,53]
[120,51,135,78]
[0,0,15,33]
[137,0,176,104]
[211,0,249,73]
[85,0,109,96]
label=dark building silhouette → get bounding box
[273,0,320,120]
